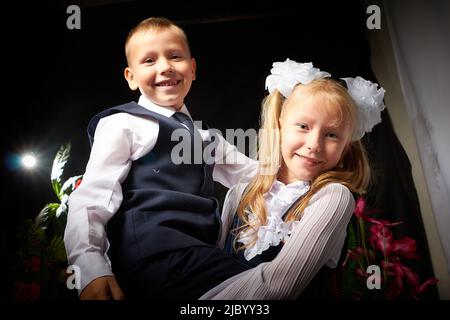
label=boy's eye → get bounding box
[144,58,154,64]
[171,54,183,60]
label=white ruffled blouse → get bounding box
[236,180,310,261]
[202,182,354,299]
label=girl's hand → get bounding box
[80,275,125,300]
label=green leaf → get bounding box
[51,143,71,198]
[48,235,67,263]
[347,217,358,250]
[15,142,81,300]
[35,203,60,229]
[340,217,361,299]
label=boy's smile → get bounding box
[155,79,181,87]
[124,28,196,110]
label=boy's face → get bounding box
[124,28,196,110]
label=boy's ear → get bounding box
[124,67,139,90]
[191,58,197,81]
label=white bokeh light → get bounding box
[21,153,37,169]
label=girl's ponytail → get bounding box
[234,90,286,247]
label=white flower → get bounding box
[56,194,69,218]
[265,59,331,98]
[342,76,386,140]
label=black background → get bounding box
[2,0,369,227]
[1,0,438,301]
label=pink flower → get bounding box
[390,237,420,260]
[353,197,391,226]
[354,197,367,219]
[412,278,439,300]
[383,260,419,287]
[344,196,438,299]
[369,223,394,255]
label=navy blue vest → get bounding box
[87,102,220,273]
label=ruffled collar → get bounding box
[237,180,310,261]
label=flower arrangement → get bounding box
[13,143,81,300]
[341,197,438,300]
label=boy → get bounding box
[64,17,255,299]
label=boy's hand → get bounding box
[80,275,125,300]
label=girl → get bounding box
[200,59,385,299]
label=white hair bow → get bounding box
[265,59,386,140]
[265,59,331,98]
[341,77,386,140]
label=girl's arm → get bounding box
[216,182,249,249]
[200,183,354,299]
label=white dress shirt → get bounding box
[64,95,257,291]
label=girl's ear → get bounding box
[124,67,139,90]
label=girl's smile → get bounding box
[296,154,324,166]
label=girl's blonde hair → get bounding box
[235,78,370,251]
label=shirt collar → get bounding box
[272,179,310,191]
[267,179,310,199]
[137,95,192,120]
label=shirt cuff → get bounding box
[72,251,113,294]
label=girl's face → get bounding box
[278,91,351,184]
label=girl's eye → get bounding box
[144,58,154,64]
[297,123,309,130]
[326,132,338,139]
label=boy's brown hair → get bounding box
[125,17,191,65]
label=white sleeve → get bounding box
[64,113,158,292]
[200,183,355,300]
[212,134,258,188]
[217,182,249,249]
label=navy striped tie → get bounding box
[172,112,194,133]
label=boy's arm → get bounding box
[212,133,258,188]
[64,114,139,294]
